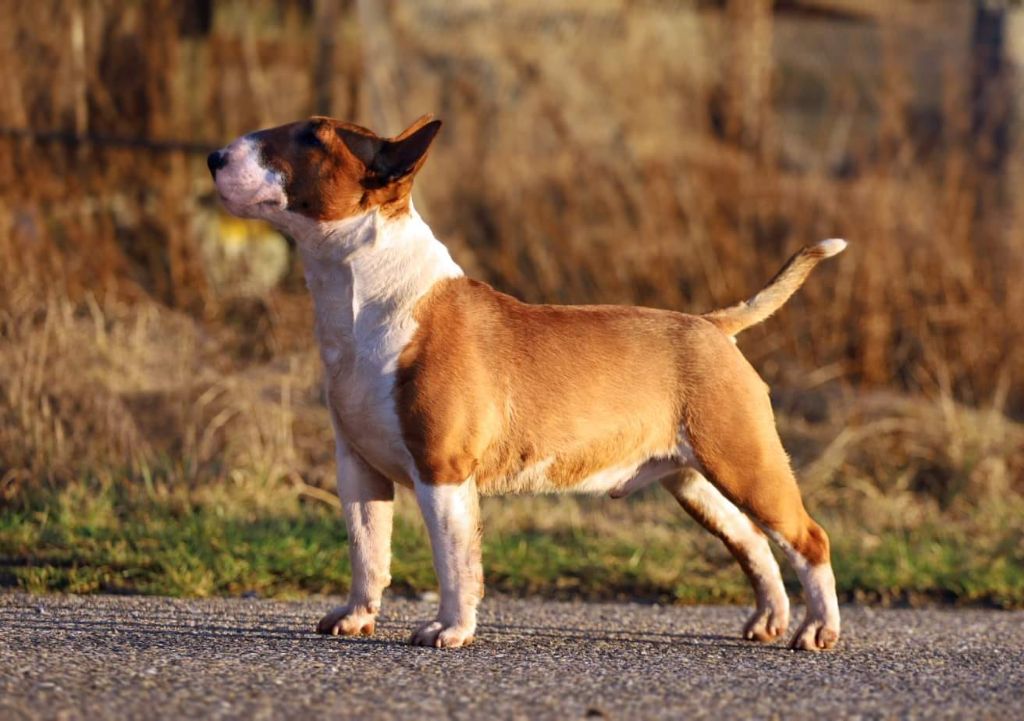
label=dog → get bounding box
[208,114,845,651]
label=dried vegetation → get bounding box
[1,1,1021,605]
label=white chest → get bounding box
[317,296,418,484]
[298,208,462,484]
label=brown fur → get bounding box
[235,117,834,566]
[223,113,841,648]
[702,241,840,336]
[249,114,439,222]
[396,275,828,564]
[668,470,771,572]
[397,278,683,490]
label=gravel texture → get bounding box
[1,593,1022,720]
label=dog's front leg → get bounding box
[410,478,483,648]
[316,437,394,637]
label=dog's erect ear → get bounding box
[335,129,383,170]
[393,114,437,141]
[337,117,442,188]
[375,119,442,180]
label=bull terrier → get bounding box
[208,114,845,651]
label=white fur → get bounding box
[316,432,394,636]
[676,474,773,576]
[296,209,474,645]
[484,456,557,496]
[412,478,482,647]
[214,137,482,645]
[575,461,646,495]
[212,134,834,649]
[483,456,673,497]
[212,137,287,218]
[213,139,708,501]
[817,238,847,257]
[601,458,678,498]
[667,472,790,638]
[595,427,701,498]
[298,209,462,486]
[214,133,462,484]
[765,529,840,648]
[335,432,393,607]
[485,429,698,498]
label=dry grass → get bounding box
[1,1,1022,604]
[2,281,1021,605]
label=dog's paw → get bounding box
[316,605,378,637]
[742,602,789,643]
[409,620,475,649]
[788,617,839,651]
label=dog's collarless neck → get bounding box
[298,206,463,368]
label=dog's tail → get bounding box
[702,238,847,337]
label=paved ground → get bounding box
[1,594,1022,720]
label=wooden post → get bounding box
[355,0,402,134]
[970,0,1010,175]
[313,0,338,116]
[723,0,775,156]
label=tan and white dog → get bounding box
[208,114,845,651]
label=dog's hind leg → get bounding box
[682,382,840,649]
[410,477,483,648]
[316,434,394,637]
[662,470,790,642]
[690,448,839,651]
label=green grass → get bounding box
[833,522,1024,609]
[3,479,1023,608]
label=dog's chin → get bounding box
[219,194,284,220]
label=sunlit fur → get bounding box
[211,114,845,651]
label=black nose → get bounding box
[207,150,228,177]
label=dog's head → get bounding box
[208,115,441,229]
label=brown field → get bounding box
[1,1,1022,605]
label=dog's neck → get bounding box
[292,204,463,371]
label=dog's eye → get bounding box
[296,127,325,150]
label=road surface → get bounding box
[1,594,1021,719]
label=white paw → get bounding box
[742,601,790,643]
[316,604,378,637]
[789,616,840,651]
[409,619,475,648]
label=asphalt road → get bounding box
[1,594,1022,720]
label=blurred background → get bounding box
[1,0,1022,607]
